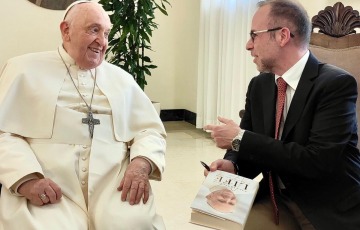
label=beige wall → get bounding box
[1,0,360,113]
[0,0,63,65]
[145,0,200,112]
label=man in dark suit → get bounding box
[204,0,360,230]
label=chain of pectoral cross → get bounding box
[58,48,100,138]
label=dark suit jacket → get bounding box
[225,53,360,230]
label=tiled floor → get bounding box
[151,121,225,230]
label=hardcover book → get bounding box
[190,170,262,230]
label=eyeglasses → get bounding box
[249,27,295,42]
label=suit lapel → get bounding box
[262,73,277,137]
[281,53,320,140]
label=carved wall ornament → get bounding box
[27,0,77,10]
[311,2,360,37]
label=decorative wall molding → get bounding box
[27,0,76,10]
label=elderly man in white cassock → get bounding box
[0,1,166,229]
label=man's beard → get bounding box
[257,57,276,73]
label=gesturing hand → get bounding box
[118,157,151,205]
[204,116,241,149]
[18,178,62,206]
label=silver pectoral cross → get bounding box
[82,111,100,138]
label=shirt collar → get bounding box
[275,50,310,90]
[58,44,76,67]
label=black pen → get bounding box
[200,161,210,171]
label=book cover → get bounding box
[190,170,261,230]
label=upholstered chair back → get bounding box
[309,2,360,147]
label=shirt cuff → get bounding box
[237,129,245,140]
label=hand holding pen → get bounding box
[201,159,238,176]
[200,161,211,176]
[200,161,210,171]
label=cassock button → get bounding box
[82,167,87,172]
[82,157,87,161]
[81,181,86,185]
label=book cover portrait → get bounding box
[190,170,260,229]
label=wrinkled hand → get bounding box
[204,159,236,176]
[204,116,241,149]
[18,178,62,206]
[118,157,151,205]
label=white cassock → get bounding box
[0,46,166,230]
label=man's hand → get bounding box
[204,116,241,149]
[18,178,62,206]
[118,157,151,205]
[204,159,236,176]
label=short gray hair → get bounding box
[258,0,311,47]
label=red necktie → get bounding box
[270,77,287,225]
[275,77,287,139]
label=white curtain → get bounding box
[196,0,259,128]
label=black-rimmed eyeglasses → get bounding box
[249,27,295,42]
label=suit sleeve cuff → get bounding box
[10,173,43,196]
